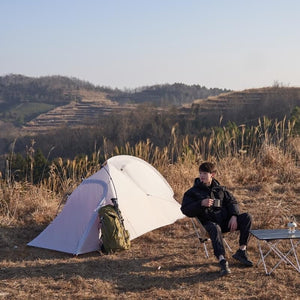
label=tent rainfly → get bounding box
[28,155,185,255]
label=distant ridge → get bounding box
[20,86,300,135]
[1,74,300,137]
[0,74,229,134]
[185,87,300,126]
[21,90,135,134]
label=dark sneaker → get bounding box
[232,249,253,267]
[219,259,231,276]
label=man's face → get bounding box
[199,171,214,186]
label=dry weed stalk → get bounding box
[0,117,299,227]
[0,180,59,226]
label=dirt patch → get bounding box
[1,215,299,299]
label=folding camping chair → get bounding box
[191,217,233,258]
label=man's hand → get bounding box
[201,198,214,207]
[228,215,237,232]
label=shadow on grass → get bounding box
[0,225,224,292]
[0,253,220,292]
[0,225,70,262]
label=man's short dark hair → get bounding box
[199,162,217,174]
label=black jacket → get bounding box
[181,178,240,225]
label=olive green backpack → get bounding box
[98,204,130,254]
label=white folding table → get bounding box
[250,229,300,275]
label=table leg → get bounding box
[257,239,300,275]
[268,239,300,273]
[290,239,300,271]
[256,240,269,275]
[256,240,280,267]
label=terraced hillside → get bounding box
[21,90,136,134]
[188,87,300,125]
[1,75,228,135]
[19,86,300,135]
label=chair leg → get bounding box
[203,241,209,258]
[223,237,233,252]
[191,218,210,258]
[191,218,233,258]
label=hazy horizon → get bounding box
[1,0,300,91]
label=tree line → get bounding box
[109,83,230,106]
[1,76,300,183]
[0,74,228,118]
[2,102,300,183]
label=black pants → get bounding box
[202,213,252,259]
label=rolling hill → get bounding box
[183,86,300,126]
[22,86,300,135]
[0,74,229,135]
[1,75,300,160]
[20,90,136,134]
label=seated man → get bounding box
[181,161,253,276]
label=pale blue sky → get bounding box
[1,0,300,90]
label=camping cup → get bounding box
[213,199,221,208]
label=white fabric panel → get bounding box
[107,155,173,198]
[28,176,110,254]
[106,157,184,240]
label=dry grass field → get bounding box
[1,126,300,299]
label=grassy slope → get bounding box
[0,151,300,299]
[3,86,300,134]
[5,102,55,122]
